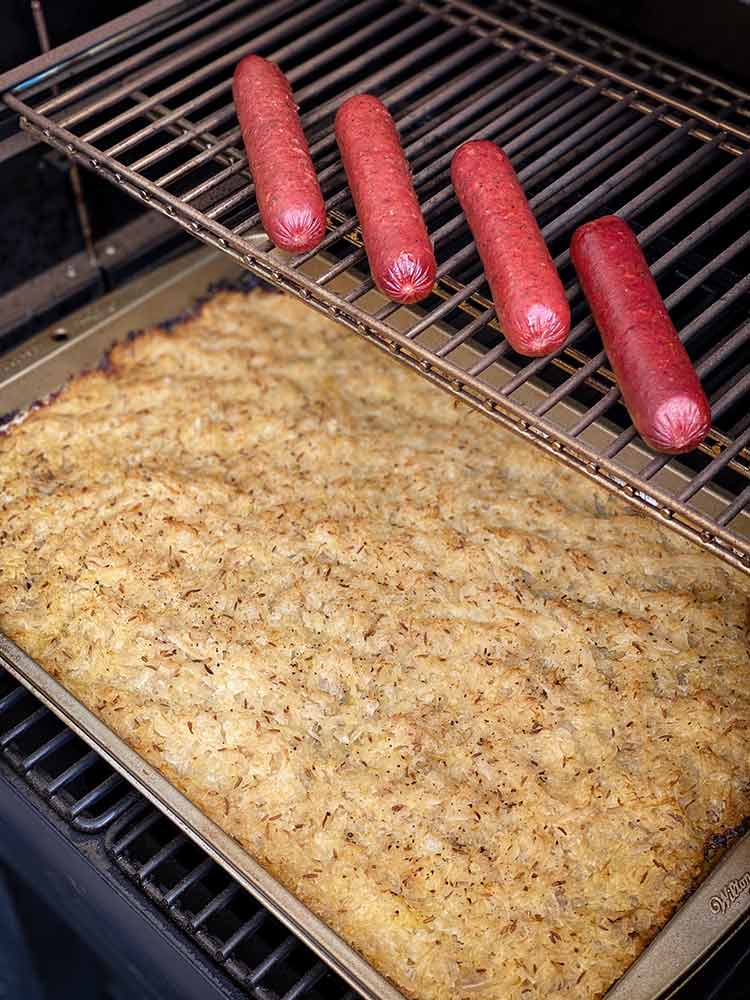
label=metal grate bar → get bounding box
[718,483,750,526]
[191,881,240,930]
[5,0,750,573]
[110,805,163,852]
[68,771,125,818]
[281,963,327,1000]
[248,935,298,986]
[0,685,27,715]
[0,705,48,747]
[45,748,98,794]
[217,908,268,961]
[20,727,75,771]
[163,856,215,906]
[679,425,750,503]
[138,831,188,878]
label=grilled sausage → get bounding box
[335,95,436,304]
[232,55,325,253]
[571,215,711,454]
[451,140,570,357]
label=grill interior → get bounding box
[2,0,750,573]
[0,665,355,1000]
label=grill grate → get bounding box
[2,0,750,570]
[0,669,136,832]
[105,801,358,1000]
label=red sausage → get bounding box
[232,55,325,253]
[451,140,570,357]
[335,95,436,304]
[571,216,710,454]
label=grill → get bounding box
[2,3,750,999]
[2,0,749,573]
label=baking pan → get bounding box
[1,245,749,1000]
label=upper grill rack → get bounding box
[3,0,750,570]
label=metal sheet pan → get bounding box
[1,246,749,1000]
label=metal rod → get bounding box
[217,909,268,961]
[138,833,187,878]
[21,727,74,771]
[436,305,497,357]
[678,423,750,503]
[191,881,240,930]
[163,857,215,906]
[248,936,298,986]
[717,482,750,526]
[69,772,124,817]
[31,0,100,270]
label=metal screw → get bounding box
[104,245,117,257]
[66,266,76,279]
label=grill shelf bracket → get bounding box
[2,0,750,572]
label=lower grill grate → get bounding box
[0,666,356,1000]
[106,802,357,1000]
[2,0,749,570]
[0,670,136,832]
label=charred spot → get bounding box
[703,816,750,863]
[0,408,20,429]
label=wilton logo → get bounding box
[709,872,750,915]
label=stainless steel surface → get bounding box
[1,244,750,1000]
[3,0,750,572]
